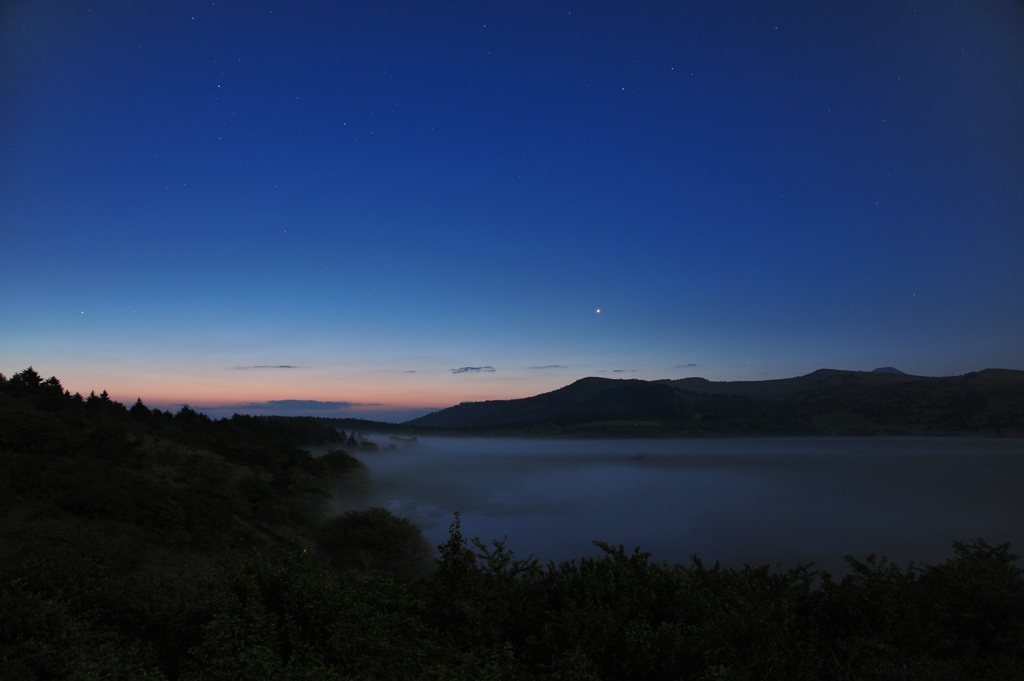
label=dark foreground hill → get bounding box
[406,368,1024,436]
[3,367,1024,678]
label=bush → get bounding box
[316,448,366,476]
[319,508,433,578]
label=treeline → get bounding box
[0,366,365,552]
[2,368,1024,679]
[0,366,344,467]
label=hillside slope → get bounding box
[405,378,688,429]
[406,369,1024,435]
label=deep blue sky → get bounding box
[2,1,1022,420]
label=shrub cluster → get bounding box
[3,517,1021,680]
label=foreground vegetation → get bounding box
[2,368,1023,680]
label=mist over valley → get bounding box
[339,434,1024,574]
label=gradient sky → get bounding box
[2,1,1022,421]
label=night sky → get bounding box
[2,1,1022,421]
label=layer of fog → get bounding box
[331,436,1024,573]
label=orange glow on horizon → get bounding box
[22,363,572,412]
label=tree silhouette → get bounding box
[130,398,149,418]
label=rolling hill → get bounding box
[405,369,1024,436]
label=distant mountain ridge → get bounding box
[404,369,1024,436]
[407,377,685,430]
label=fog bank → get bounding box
[337,436,1024,573]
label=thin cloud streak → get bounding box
[197,399,379,413]
[195,398,389,420]
[193,399,437,423]
[451,366,495,374]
